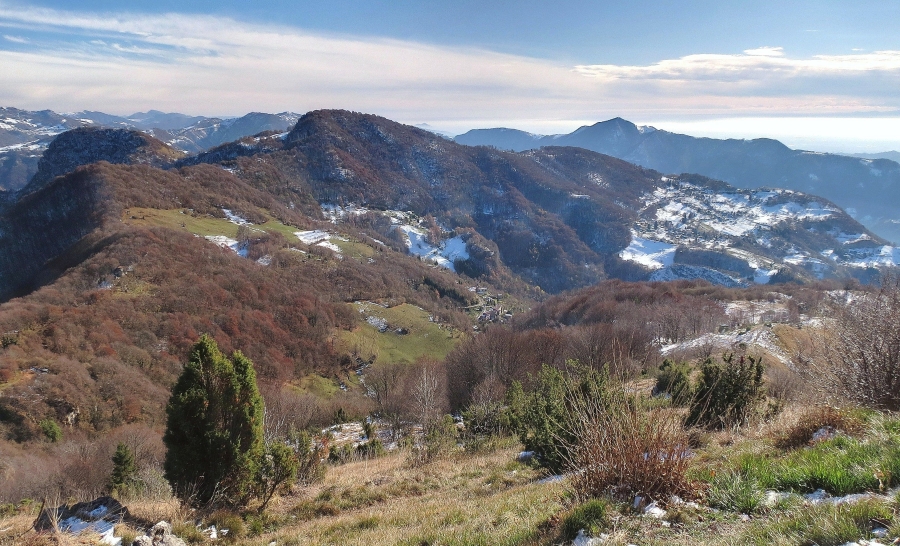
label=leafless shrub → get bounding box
[564,384,692,502]
[261,386,321,443]
[765,364,804,403]
[807,275,900,411]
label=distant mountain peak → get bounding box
[25,127,181,193]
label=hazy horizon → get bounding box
[2,1,898,152]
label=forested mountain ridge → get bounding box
[0,108,896,508]
[191,110,897,289]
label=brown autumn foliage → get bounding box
[0,155,483,447]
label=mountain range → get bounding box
[0,108,897,444]
[455,120,900,244]
[2,109,895,303]
[0,107,299,192]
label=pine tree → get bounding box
[163,335,264,507]
[109,442,137,495]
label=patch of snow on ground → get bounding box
[316,240,343,254]
[321,203,370,223]
[398,225,468,272]
[644,185,836,239]
[57,516,120,545]
[660,327,792,365]
[831,231,873,245]
[205,236,247,257]
[754,268,779,284]
[295,230,331,244]
[0,140,46,153]
[293,230,343,255]
[222,208,251,226]
[619,234,676,270]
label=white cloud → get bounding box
[3,33,26,43]
[743,46,784,57]
[0,2,898,152]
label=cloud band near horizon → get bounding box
[0,3,898,151]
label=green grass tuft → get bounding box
[560,499,609,540]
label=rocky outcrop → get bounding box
[131,521,187,546]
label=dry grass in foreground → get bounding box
[248,446,564,546]
[40,444,563,546]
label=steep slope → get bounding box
[0,152,481,442]
[455,120,900,243]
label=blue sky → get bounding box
[1,0,899,151]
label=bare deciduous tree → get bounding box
[412,365,440,428]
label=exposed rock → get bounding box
[131,521,187,546]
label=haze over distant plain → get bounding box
[1,0,898,152]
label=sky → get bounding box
[1,0,899,152]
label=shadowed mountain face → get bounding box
[26,128,182,193]
[455,120,900,243]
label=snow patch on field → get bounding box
[205,235,247,257]
[321,204,469,271]
[294,230,331,244]
[619,234,676,270]
[294,230,343,256]
[399,225,469,272]
[222,208,251,226]
[661,327,791,365]
[754,268,779,284]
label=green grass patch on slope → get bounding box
[702,415,900,514]
[123,207,299,239]
[293,374,343,399]
[338,302,463,366]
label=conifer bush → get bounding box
[686,354,765,430]
[39,419,61,443]
[654,359,693,405]
[507,362,607,473]
[109,442,137,495]
[163,335,265,508]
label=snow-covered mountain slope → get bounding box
[620,178,899,285]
